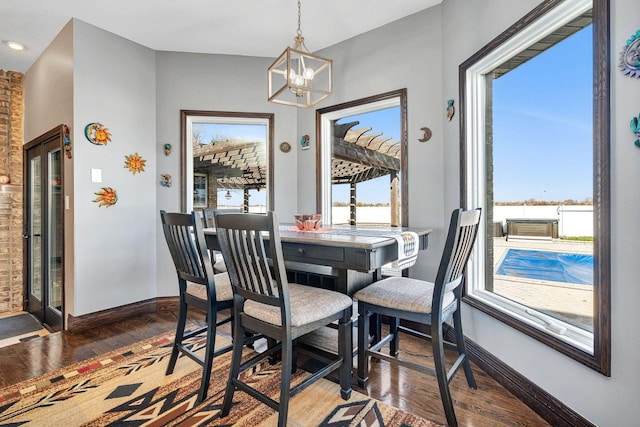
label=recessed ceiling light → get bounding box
[2,40,27,51]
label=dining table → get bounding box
[204,224,432,297]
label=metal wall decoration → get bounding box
[163,143,172,156]
[84,122,111,145]
[160,173,172,187]
[279,142,291,153]
[300,134,310,150]
[631,113,640,147]
[446,99,455,121]
[63,124,72,158]
[619,30,640,78]
[124,153,146,174]
[93,187,118,207]
[418,127,432,142]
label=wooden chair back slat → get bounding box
[215,211,283,307]
[435,208,482,297]
[161,210,213,287]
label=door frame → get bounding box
[23,125,65,331]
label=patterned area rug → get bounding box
[0,330,441,426]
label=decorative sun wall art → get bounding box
[93,187,118,207]
[124,152,146,174]
[85,122,112,146]
[619,30,640,78]
[160,174,172,187]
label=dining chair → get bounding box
[159,210,234,403]
[214,210,353,427]
[201,208,229,274]
[354,208,481,427]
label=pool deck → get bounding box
[492,237,593,332]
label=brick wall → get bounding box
[0,70,24,313]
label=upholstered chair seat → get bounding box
[186,272,233,302]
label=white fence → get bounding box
[493,205,593,237]
[331,205,594,237]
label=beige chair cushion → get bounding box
[244,283,353,327]
[354,276,454,314]
[186,272,233,302]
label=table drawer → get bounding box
[282,243,345,262]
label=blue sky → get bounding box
[332,25,593,205]
[332,107,401,204]
[199,25,593,208]
[492,25,593,202]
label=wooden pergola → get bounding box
[332,121,401,226]
[193,138,266,211]
[192,121,401,223]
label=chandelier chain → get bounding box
[296,0,302,37]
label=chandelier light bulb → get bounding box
[303,68,315,80]
[293,74,305,86]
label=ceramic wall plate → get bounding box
[279,142,291,153]
[85,122,111,145]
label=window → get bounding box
[460,0,610,374]
[180,111,274,213]
[316,89,408,226]
[193,173,207,208]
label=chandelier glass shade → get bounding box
[267,1,332,108]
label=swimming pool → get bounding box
[495,249,593,285]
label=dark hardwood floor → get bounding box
[0,309,549,426]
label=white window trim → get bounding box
[319,97,400,224]
[463,0,594,354]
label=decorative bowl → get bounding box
[294,214,322,230]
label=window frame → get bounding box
[180,110,274,213]
[459,0,610,375]
[315,89,408,226]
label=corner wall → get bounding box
[71,20,157,316]
[441,0,640,425]
[296,6,447,281]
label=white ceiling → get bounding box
[0,0,442,73]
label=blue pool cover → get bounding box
[496,249,593,285]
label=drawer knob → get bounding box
[298,248,306,255]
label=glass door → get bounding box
[24,126,64,331]
[46,146,63,327]
[25,146,43,321]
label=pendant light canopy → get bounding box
[268,0,332,108]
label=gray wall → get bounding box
[154,51,299,296]
[440,0,640,426]
[296,7,447,280]
[71,20,157,315]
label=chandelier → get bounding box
[267,0,332,108]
